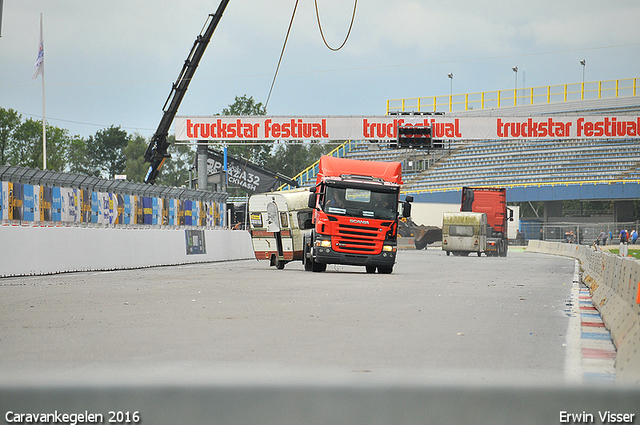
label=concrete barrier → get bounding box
[0,226,255,277]
[526,241,640,383]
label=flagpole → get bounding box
[40,13,46,170]
[41,62,46,170]
[33,13,46,169]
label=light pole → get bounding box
[580,59,586,99]
[512,66,518,106]
[447,73,453,111]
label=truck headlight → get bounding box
[315,238,331,248]
[382,245,396,252]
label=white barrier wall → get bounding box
[527,240,640,383]
[0,226,255,277]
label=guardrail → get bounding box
[527,240,640,384]
[387,77,639,114]
[401,178,640,196]
[0,165,227,227]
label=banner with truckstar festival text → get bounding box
[175,115,640,141]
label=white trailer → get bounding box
[442,212,487,257]
[248,188,313,269]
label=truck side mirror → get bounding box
[508,207,514,221]
[402,195,413,218]
[308,193,316,209]
[402,201,412,218]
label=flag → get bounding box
[32,13,44,79]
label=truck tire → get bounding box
[377,266,393,274]
[308,232,326,272]
[312,261,326,272]
[500,241,508,257]
[365,265,376,273]
[303,236,313,271]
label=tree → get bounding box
[221,95,271,166]
[67,135,95,176]
[156,136,194,187]
[87,125,129,179]
[123,132,150,183]
[42,126,70,172]
[9,118,42,169]
[0,108,21,165]
[267,141,333,178]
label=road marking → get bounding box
[564,260,616,383]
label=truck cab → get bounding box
[304,156,412,274]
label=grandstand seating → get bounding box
[341,139,640,192]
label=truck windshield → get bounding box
[323,186,397,220]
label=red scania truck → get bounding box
[304,156,413,273]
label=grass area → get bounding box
[606,247,640,259]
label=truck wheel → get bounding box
[312,261,326,272]
[365,265,376,273]
[378,266,393,274]
[303,238,313,271]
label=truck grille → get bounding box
[334,224,381,253]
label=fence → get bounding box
[387,77,639,114]
[0,165,228,228]
[519,220,639,246]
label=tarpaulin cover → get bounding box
[317,155,402,184]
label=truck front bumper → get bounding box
[312,246,396,267]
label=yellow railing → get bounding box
[401,178,640,196]
[387,77,638,114]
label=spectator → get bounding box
[632,229,638,245]
[620,229,629,257]
[598,229,607,246]
[620,229,628,243]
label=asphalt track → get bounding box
[0,248,584,383]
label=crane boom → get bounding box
[144,0,230,184]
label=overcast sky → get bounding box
[1,0,639,139]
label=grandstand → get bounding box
[285,77,640,205]
[390,138,640,192]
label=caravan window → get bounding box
[250,212,263,228]
[297,210,313,228]
[449,225,474,237]
[279,212,289,228]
